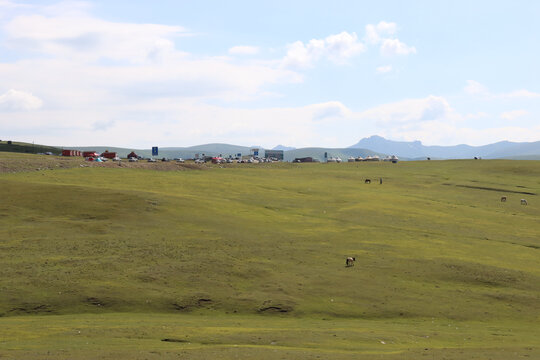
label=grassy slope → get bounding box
[0,154,539,358]
[0,140,62,155]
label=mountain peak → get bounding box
[273,145,296,151]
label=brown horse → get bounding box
[346,257,356,267]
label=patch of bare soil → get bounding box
[443,183,536,195]
[94,161,207,171]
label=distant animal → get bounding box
[365,179,371,184]
[379,178,383,184]
[521,199,528,205]
[345,257,356,267]
[500,196,507,202]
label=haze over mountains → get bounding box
[272,145,297,151]
[349,135,540,160]
[68,135,540,161]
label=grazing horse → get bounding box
[365,179,371,184]
[346,257,356,267]
[521,199,528,205]
[501,196,507,202]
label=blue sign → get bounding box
[254,150,259,156]
[152,147,158,156]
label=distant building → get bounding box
[101,151,117,159]
[62,149,81,156]
[264,150,284,160]
[83,151,100,158]
[127,151,138,159]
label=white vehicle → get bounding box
[128,157,138,162]
[112,156,121,161]
[176,158,185,163]
[148,158,157,162]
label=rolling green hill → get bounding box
[0,154,539,359]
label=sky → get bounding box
[0,0,539,148]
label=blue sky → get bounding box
[0,0,539,148]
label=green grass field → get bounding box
[0,140,62,155]
[0,153,539,359]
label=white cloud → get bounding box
[464,80,489,96]
[376,65,392,73]
[364,21,415,57]
[464,80,540,100]
[4,12,187,63]
[0,2,302,105]
[358,95,453,125]
[0,89,43,111]
[0,0,26,8]
[500,110,529,121]
[501,89,540,99]
[282,31,365,68]
[228,46,260,55]
[380,38,416,56]
[365,21,397,44]
[0,57,302,108]
[310,101,350,121]
[41,1,93,16]
[463,112,488,120]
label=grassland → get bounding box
[0,140,62,155]
[0,153,539,359]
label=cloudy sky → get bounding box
[1,0,539,148]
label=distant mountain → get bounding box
[350,135,540,159]
[60,136,540,160]
[273,145,296,151]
